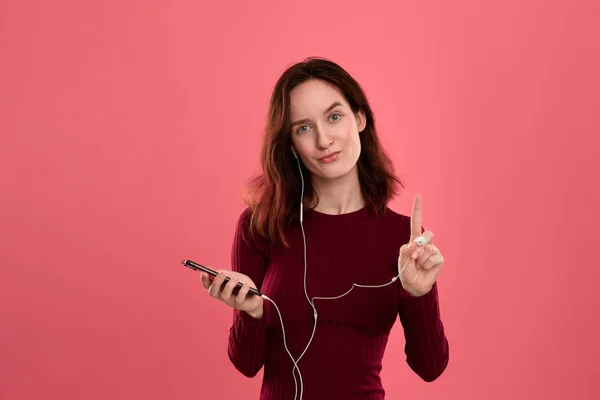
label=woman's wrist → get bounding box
[246,304,264,319]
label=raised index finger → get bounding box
[410,194,422,240]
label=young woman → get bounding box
[201,57,449,400]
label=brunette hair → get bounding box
[242,56,404,248]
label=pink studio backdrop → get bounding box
[1,1,599,399]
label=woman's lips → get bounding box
[319,151,341,163]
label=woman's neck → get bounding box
[308,166,365,215]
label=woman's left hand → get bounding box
[398,195,445,297]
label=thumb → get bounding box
[200,271,213,289]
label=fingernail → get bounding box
[411,251,418,259]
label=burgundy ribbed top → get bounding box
[227,205,449,399]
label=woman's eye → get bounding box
[296,114,340,134]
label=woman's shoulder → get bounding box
[234,206,271,255]
[236,206,253,226]
[378,206,412,244]
[234,206,258,239]
[379,205,410,226]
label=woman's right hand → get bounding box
[200,269,264,319]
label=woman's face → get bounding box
[288,79,366,182]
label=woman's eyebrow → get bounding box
[291,101,343,126]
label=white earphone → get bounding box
[259,146,426,400]
[414,236,427,246]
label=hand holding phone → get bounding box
[182,259,264,319]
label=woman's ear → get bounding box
[355,109,367,133]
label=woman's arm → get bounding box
[227,208,270,378]
[398,282,449,382]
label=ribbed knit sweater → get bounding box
[227,205,449,399]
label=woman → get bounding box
[201,57,449,400]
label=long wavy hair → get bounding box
[242,56,404,248]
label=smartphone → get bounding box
[181,259,263,297]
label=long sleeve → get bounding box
[227,208,270,378]
[398,281,449,381]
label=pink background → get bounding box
[1,0,599,399]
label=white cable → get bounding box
[257,150,423,400]
[261,294,300,398]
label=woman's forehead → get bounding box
[289,81,348,116]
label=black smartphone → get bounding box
[181,259,263,297]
